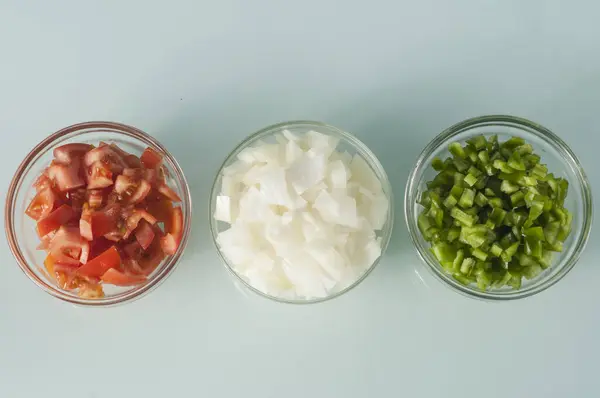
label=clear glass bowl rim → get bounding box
[209,120,395,304]
[4,121,193,307]
[404,114,593,301]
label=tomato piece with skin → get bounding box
[84,145,128,173]
[47,161,86,192]
[114,174,136,195]
[144,197,173,226]
[108,143,142,169]
[80,204,120,241]
[135,219,155,250]
[53,143,93,164]
[26,187,59,221]
[37,230,56,250]
[37,204,77,237]
[123,209,157,239]
[140,147,163,169]
[34,174,53,192]
[129,179,152,204]
[80,210,116,241]
[161,206,183,255]
[77,246,121,278]
[78,281,105,298]
[48,226,86,265]
[87,161,114,189]
[101,268,146,286]
[158,183,182,202]
[124,235,165,276]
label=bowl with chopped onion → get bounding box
[405,115,593,300]
[5,122,192,306]
[210,121,394,303]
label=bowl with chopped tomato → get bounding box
[5,122,192,305]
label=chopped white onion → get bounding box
[215,130,388,300]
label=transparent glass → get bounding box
[5,121,192,306]
[210,121,394,304]
[405,115,593,300]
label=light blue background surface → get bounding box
[1,1,599,397]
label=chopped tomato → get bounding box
[135,220,156,250]
[144,197,173,225]
[47,162,85,192]
[124,236,165,276]
[37,230,56,250]
[129,179,152,204]
[158,183,182,202]
[104,231,124,242]
[26,187,59,220]
[161,206,183,255]
[68,189,87,211]
[37,204,77,237]
[53,143,93,164]
[77,246,121,278]
[28,141,183,296]
[34,174,53,192]
[101,268,146,286]
[114,174,136,195]
[124,209,157,238]
[88,237,114,259]
[87,189,104,209]
[84,145,127,173]
[80,204,120,241]
[78,281,105,298]
[48,226,86,265]
[140,147,163,169]
[87,161,114,189]
[44,254,57,281]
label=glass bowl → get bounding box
[405,115,593,300]
[5,121,192,306]
[209,121,394,304]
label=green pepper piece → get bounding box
[453,158,469,172]
[484,187,496,197]
[501,179,520,194]
[431,242,457,263]
[478,150,490,165]
[459,257,476,274]
[523,264,543,280]
[450,184,464,198]
[431,157,445,171]
[464,173,478,187]
[443,195,458,209]
[525,237,543,259]
[449,142,467,159]
[472,248,488,261]
[507,152,526,171]
[539,250,552,269]
[501,242,520,262]
[493,159,515,174]
[523,226,545,241]
[501,136,525,149]
[453,273,473,285]
[488,197,504,208]
[489,207,507,225]
[490,243,503,257]
[458,188,475,209]
[474,192,488,207]
[450,207,476,227]
[531,164,548,179]
[510,191,525,206]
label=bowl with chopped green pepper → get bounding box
[405,115,593,300]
